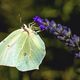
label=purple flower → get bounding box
[57,36,65,40]
[33,16,80,58]
[49,20,56,28]
[33,16,56,31]
[33,16,46,30]
[33,16,44,25]
[45,19,50,25]
[56,24,63,33]
[61,26,71,37]
[75,52,80,58]
[45,20,57,34]
[39,25,46,30]
[71,34,80,45]
[68,39,75,47]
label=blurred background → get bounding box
[0,0,80,80]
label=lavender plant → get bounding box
[33,16,80,58]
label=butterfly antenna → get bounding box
[28,22,35,28]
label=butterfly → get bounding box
[0,23,46,72]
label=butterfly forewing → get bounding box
[0,29,28,67]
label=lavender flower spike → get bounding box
[33,16,80,58]
[33,16,46,30]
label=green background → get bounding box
[0,0,80,80]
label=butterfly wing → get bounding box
[16,32,46,71]
[0,27,46,72]
[0,29,28,67]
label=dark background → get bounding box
[0,0,80,80]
